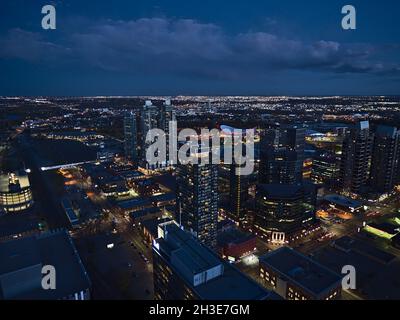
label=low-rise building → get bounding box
[312,236,400,299]
[153,221,274,300]
[259,247,342,300]
[217,228,257,262]
[141,217,173,244]
[322,194,364,214]
[0,229,91,300]
[0,171,34,214]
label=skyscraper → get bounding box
[370,125,400,193]
[159,99,175,132]
[259,147,300,185]
[229,163,249,221]
[139,100,159,169]
[138,99,176,169]
[339,121,373,196]
[176,144,219,249]
[123,111,137,164]
[259,125,305,184]
[254,183,316,243]
[159,99,176,167]
[309,130,344,189]
[226,131,250,221]
[396,146,400,187]
[280,124,306,182]
[256,124,315,243]
[311,151,340,187]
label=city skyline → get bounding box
[1,0,400,306]
[1,95,400,302]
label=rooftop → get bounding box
[313,236,400,299]
[141,217,173,238]
[154,223,271,300]
[260,247,342,297]
[194,260,272,300]
[367,222,400,236]
[0,229,91,299]
[0,172,31,193]
[324,194,362,209]
[0,212,41,239]
[217,219,236,231]
[375,125,399,138]
[217,228,256,247]
[150,192,175,203]
[117,197,151,209]
[257,183,312,199]
[0,237,41,276]
[357,120,370,131]
[130,207,161,219]
[157,223,222,275]
[333,236,396,264]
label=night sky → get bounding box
[1,0,399,96]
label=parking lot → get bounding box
[75,231,154,300]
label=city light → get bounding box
[1,1,400,305]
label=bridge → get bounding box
[40,160,98,171]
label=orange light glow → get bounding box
[64,180,77,186]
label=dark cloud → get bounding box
[0,28,65,62]
[1,18,399,80]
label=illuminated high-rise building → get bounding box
[311,151,340,187]
[138,99,176,169]
[279,124,306,182]
[159,99,176,167]
[254,183,316,243]
[226,131,250,221]
[139,100,159,169]
[309,130,344,189]
[229,163,249,221]
[259,147,299,185]
[370,125,400,193]
[339,121,373,196]
[176,143,219,249]
[123,111,137,164]
[259,125,305,184]
[396,147,400,187]
[257,124,314,243]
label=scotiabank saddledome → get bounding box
[0,172,34,213]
